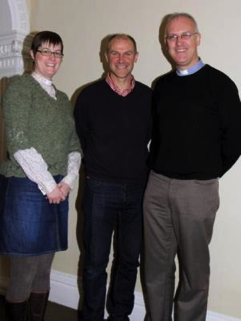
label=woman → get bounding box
[0,31,81,321]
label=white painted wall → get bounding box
[0,0,12,33]
[6,0,241,319]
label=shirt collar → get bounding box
[31,72,56,100]
[32,72,53,86]
[106,74,135,97]
[176,58,205,76]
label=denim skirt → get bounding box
[0,175,68,256]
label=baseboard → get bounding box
[207,311,241,321]
[0,270,240,320]
[49,270,80,310]
[48,270,241,321]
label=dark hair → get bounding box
[31,31,64,57]
[106,33,137,53]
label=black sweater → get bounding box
[149,65,241,179]
[74,79,152,183]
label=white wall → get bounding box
[0,0,11,33]
[27,0,241,319]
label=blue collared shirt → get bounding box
[176,58,205,76]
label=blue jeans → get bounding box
[81,178,145,321]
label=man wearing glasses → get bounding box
[143,12,241,321]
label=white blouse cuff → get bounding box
[14,147,57,195]
[61,152,81,189]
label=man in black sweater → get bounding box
[143,13,241,321]
[74,34,152,321]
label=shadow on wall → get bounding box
[70,34,111,107]
[72,33,116,316]
[0,31,34,295]
[151,14,176,90]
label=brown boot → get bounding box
[5,300,28,321]
[28,292,49,321]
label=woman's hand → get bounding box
[58,182,71,198]
[47,186,65,204]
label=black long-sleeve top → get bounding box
[74,79,152,183]
[149,64,241,179]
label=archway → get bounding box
[0,0,31,77]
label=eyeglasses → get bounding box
[37,49,64,58]
[165,32,199,42]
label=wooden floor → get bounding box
[0,295,79,320]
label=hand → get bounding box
[47,186,65,204]
[58,182,71,198]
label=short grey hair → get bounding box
[165,12,199,36]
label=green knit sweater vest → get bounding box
[1,74,80,177]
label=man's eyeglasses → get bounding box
[37,49,64,58]
[165,32,199,42]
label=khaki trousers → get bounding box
[143,171,219,321]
